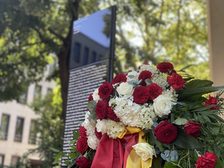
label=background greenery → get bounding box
[0,0,209,167]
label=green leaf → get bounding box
[180,86,224,99]
[164,162,178,168]
[185,79,213,89]
[87,100,96,113]
[173,118,188,125]
[174,129,202,149]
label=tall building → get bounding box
[0,66,55,167]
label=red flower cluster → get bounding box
[138,70,152,85]
[98,82,113,100]
[95,100,119,121]
[76,136,88,154]
[157,62,174,73]
[147,83,163,100]
[154,120,178,144]
[204,95,219,110]
[76,156,90,168]
[133,86,149,104]
[184,121,201,137]
[167,73,185,90]
[195,152,217,168]
[76,126,88,154]
[112,73,127,84]
[78,126,87,137]
[95,128,102,140]
[133,83,163,104]
[88,93,93,101]
[96,100,108,119]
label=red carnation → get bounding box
[107,106,120,122]
[112,73,127,84]
[195,152,217,168]
[95,100,108,119]
[167,73,185,90]
[139,70,152,81]
[78,126,87,138]
[184,121,201,137]
[157,62,174,73]
[88,93,93,101]
[147,83,163,100]
[154,120,178,144]
[76,136,88,154]
[98,82,113,100]
[95,128,102,140]
[76,156,90,168]
[133,86,149,105]
[204,95,219,110]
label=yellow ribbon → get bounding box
[117,127,153,168]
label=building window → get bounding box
[0,154,4,166]
[0,113,10,140]
[34,84,42,100]
[83,47,89,65]
[74,42,81,63]
[28,120,37,145]
[14,117,24,142]
[91,51,97,63]
[11,155,20,167]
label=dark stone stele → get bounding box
[61,6,116,167]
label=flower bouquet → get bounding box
[74,62,224,168]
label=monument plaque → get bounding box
[61,6,116,167]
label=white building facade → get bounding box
[0,77,55,167]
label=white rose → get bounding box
[117,82,133,96]
[132,143,156,161]
[153,93,176,117]
[92,88,100,102]
[127,71,139,82]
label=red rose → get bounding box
[154,120,178,144]
[98,82,113,100]
[133,86,149,105]
[95,100,108,119]
[76,136,88,154]
[195,152,217,168]
[107,106,120,122]
[88,93,93,101]
[95,128,102,140]
[147,83,163,100]
[167,73,185,90]
[76,156,90,168]
[78,126,87,138]
[112,73,127,84]
[138,70,152,81]
[157,62,174,73]
[184,121,201,137]
[204,95,219,110]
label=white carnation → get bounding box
[152,73,168,89]
[92,88,100,102]
[117,82,133,96]
[87,134,99,150]
[96,119,125,139]
[153,91,177,117]
[139,64,157,75]
[132,143,156,161]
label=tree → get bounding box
[31,82,64,167]
[0,0,99,119]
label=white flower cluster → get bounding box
[82,112,99,150]
[96,119,126,139]
[81,63,178,148]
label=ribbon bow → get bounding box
[91,127,152,168]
